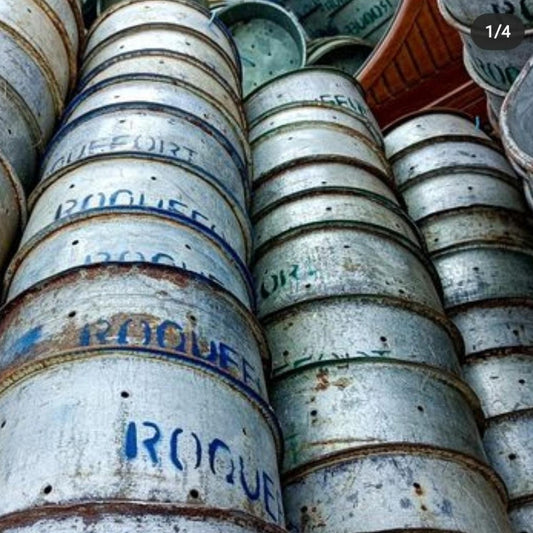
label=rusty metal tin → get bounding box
[26,158,252,263]
[0,263,267,398]
[244,68,382,147]
[4,209,253,308]
[283,451,511,532]
[251,122,390,186]
[253,191,422,253]
[253,226,443,320]
[0,355,283,525]
[39,107,249,211]
[263,295,463,378]
[252,162,398,219]
[272,360,485,475]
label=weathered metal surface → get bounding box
[0,355,283,525]
[464,354,533,419]
[248,103,377,146]
[39,107,248,211]
[84,0,238,66]
[421,207,533,255]
[254,192,421,253]
[81,27,241,97]
[390,140,517,190]
[526,179,533,211]
[252,123,390,186]
[399,170,526,222]
[62,76,250,171]
[79,53,246,129]
[253,226,443,320]
[307,37,373,76]
[252,162,398,219]
[509,501,533,533]
[0,503,288,533]
[26,158,252,263]
[98,0,209,14]
[244,68,382,147]
[283,452,511,532]
[217,1,306,96]
[263,296,463,378]
[433,246,533,310]
[440,0,533,27]
[5,209,253,307]
[484,411,533,502]
[0,263,267,397]
[272,360,484,474]
[449,300,533,358]
[384,110,490,160]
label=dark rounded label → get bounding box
[471,14,525,50]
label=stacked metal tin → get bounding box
[386,110,533,533]
[0,1,286,531]
[246,69,513,532]
[437,0,533,133]
[0,0,83,273]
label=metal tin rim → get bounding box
[307,37,373,66]
[2,207,255,306]
[462,43,509,97]
[0,151,27,230]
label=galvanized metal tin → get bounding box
[449,300,533,358]
[263,295,463,378]
[0,263,267,397]
[0,504,288,533]
[217,1,306,96]
[464,354,533,419]
[510,502,533,533]
[440,0,533,27]
[399,170,526,222]
[253,191,421,253]
[39,107,248,211]
[484,411,533,502]
[283,451,510,532]
[0,355,283,525]
[272,360,485,474]
[98,0,209,14]
[79,52,246,129]
[26,158,252,263]
[252,122,390,186]
[252,162,398,219]
[253,226,443,320]
[244,68,382,147]
[433,246,533,310]
[307,36,373,75]
[81,27,241,97]
[4,209,253,307]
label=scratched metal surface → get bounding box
[263,296,463,378]
[251,122,390,185]
[0,263,267,398]
[484,412,533,502]
[0,503,288,532]
[4,209,254,307]
[252,162,398,219]
[0,355,283,525]
[63,76,250,171]
[254,227,443,319]
[244,68,382,146]
[509,501,533,533]
[449,301,533,358]
[283,452,510,532]
[400,170,526,222]
[39,107,249,210]
[81,27,241,97]
[272,360,485,475]
[26,158,252,263]
[253,191,421,252]
[420,207,533,254]
[249,103,376,145]
[432,246,533,310]
[440,0,533,26]
[79,54,246,128]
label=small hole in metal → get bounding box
[43,485,52,495]
[68,311,76,318]
[189,489,200,499]
[121,391,130,399]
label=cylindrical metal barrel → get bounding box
[440,0,533,27]
[306,37,373,75]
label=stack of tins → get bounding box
[0,1,286,532]
[245,69,513,532]
[0,0,83,274]
[386,110,533,533]
[437,0,533,134]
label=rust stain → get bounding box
[315,368,330,391]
